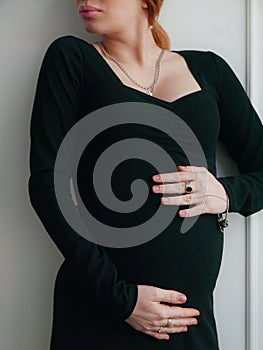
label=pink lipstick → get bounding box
[79,5,102,19]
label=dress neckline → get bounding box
[86,41,204,106]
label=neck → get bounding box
[100,25,162,66]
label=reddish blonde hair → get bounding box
[147,0,170,50]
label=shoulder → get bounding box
[37,35,87,83]
[39,35,87,76]
[175,49,230,72]
[43,35,83,59]
[175,49,236,93]
[42,35,96,68]
[45,35,93,56]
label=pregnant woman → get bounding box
[28,1,263,349]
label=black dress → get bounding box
[28,35,263,350]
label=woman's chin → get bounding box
[82,25,103,35]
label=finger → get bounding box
[152,171,195,183]
[152,183,185,194]
[161,194,201,206]
[167,307,200,319]
[161,317,198,329]
[152,288,187,304]
[178,204,206,218]
[153,326,189,335]
[144,330,170,340]
[145,327,188,340]
[178,165,207,173]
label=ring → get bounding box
[185,181,193,194]
[158,326,163,333]
[165,318,172,327]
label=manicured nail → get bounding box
[179,295,186,302]
[180,211,186,217]
[153,186,160,192]
[162,197,169,203]
[153,175,160,180]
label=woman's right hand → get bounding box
[125,285,200,340]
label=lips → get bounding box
[79,5,101,14]
[79,5,102,19]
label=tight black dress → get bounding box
[28,35,263,350]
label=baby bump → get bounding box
[104,214,224,300]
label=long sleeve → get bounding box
[209,51,263,217]
[28,35,137,321]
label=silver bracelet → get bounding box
[217,195,229,233]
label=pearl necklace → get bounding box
[97,41,166,96]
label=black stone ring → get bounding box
[185,181,193,194]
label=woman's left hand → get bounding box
[152,166,228,218]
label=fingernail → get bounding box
[180,211,186,217]
[162,197,169,203]
[179,295,186,302]
[153,175,160,180]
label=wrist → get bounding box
[217,193,229,232]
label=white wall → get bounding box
[247,0,263,349]
[0,1,262,349]
[0,2,82,349]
